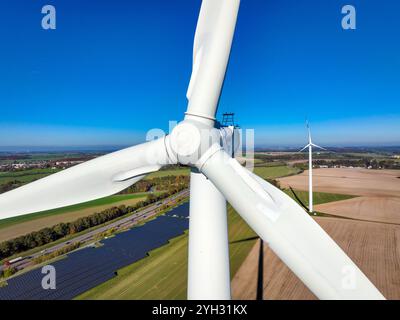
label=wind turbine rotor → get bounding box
[311,143,327,151]
[299,144,311,153]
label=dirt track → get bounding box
[231,217,400,300]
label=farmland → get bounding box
[76,206,257,300]
[76,166,341,300]
[146,168,190,178]
[76,186,346,300]
[233,166,400,300]
[254,165,301,180]
[0,163,296,238]
[0,163,191,241]
[315,196,400,224]
[279,168,400,223]
[278,168,400,197]
[285,189,356,208]
[0,168,60,184]
[4,150,400,300]
[232,216,400,300]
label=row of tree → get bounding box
[120,175,189,194]
[33,242,82,264]
[0,180,23,194]
[0,185,187,260]
[0,266,17,279]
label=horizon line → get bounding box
[0,144,399,153]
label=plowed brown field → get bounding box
[231,217,400,300]
[232,168,400,300]
[278,168,400,223]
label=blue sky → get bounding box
[0,0,399,148]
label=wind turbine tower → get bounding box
[299,122,326,213]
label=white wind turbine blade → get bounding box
[185,0,240,120]
[198,147,385,300]
[306,120,311,143]
[305,121,327,150]
[311,143,327,151]
[299,144,310,152]
[0,137,172,220]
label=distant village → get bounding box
[0,155,98,172]
[0,160,84,172]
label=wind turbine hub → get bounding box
[167,119,221,166]
[170,122,201,157]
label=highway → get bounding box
[1,189,189,274]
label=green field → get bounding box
[0,168,60,184]
[0,166,188,187]
[285,189,356,208]
[146,168,190,178]
[0,193,150,230]
[0,152,100,164]
[76,206,256,300]
[254,165,301,179]
[253,158,265,164]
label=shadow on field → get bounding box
[289,186,309,212]
[230,236,258,244]
[231,236,264,300]
[256,240,263,300]
[229,186,313,300]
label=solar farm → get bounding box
[0,204,189,300]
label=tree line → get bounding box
[33,242,82,264]
[0,266,17,279]
[119,175,189,194]
[0,180,23,194]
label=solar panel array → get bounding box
[0,203,189,300]
[165,202,190,218]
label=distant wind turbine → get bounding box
[299,121,327,214]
